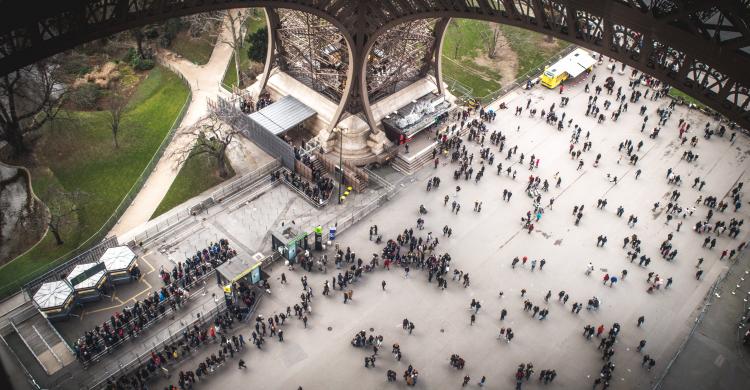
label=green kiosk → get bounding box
[270,225,311,264]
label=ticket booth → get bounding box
[216,257,267,308]
[33,281,75,320]
[67,262,108,303]
[270,226,309,263]
[99,246,139,284]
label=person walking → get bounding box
[238,359,246,369]
[382,280,387,291]
[637,316,645,327]
[478,376,486,387]
[462,375,470,387]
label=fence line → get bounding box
[477,44,578,105]
[22,237,118,298]
[87,298,232,390]
[83,158,409,389]
[0,66,193,300]
[81,269,218,368]
[130,158,281,245]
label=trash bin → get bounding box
[329,226,337,240]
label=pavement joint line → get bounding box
[141,254,157,275]
[212,220,256,256]
[601,136,660,198]
[704,139,736,177]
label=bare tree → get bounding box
[187,10,251,86]
[218,10,250,88]
[453,23,464,59]
[0,62,65,159]
[43,187,88,246]
[107,86,128,148]
[105,66,138,149]
[481,23,502,59]
[175,113,239,178]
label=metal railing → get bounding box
[87,298,231,390]
[0,65,193,300]
[477,44,577,105]
[22,237,118,299]
[88,288,266,389]
[443,75,474,102]
[318,177,407,240]
[276,167,330,208]
[80,268,218,368]
[130,158,281,245]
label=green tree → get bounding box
[246,26,268,63]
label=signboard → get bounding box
[230,263,262,285]
[251,266,261,284]
[69,262,106,287]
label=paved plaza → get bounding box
[6,56,749,390]
[90,58,749,389]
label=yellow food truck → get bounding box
[540,48,597,88]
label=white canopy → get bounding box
[100,246,136,272]
[33,281,73,309]
[560,48,597,78]
[248,95,317,135]
[67,263,106,290]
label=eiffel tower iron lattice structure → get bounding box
[0,0,748,129]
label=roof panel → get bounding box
[248,95,317,135]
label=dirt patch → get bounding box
[537,35,562,51]
[473,26,519,84]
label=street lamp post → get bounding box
[337,128,345,204]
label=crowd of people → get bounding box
[75,240,237,363]
[104,300,250,390]
[99,53,749,389]
[273,169,334,205]
[238,92,273,114]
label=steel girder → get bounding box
[0,0,748,128]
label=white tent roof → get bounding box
[33,281,72,309]
[100,246,136,272]
[67,263,106,290]
[559,48,597,78]
[248,95,317,135]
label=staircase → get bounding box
[310,157,324,174]
[9,306,75,375]
[391,144,437,175]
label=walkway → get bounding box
[109,12,241,238]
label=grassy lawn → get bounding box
[222,9,267,89]
[0,66,189,297]
[441,19,571,99]
[442,19,502,97]
[668,88,708,110]
[499,25,571,80]
[442,58,500,97]
[223,56,239,90]
[170,30,215,65]
[151,149,235,219]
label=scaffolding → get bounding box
[276,10,348,102]
[366,19,438,102]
